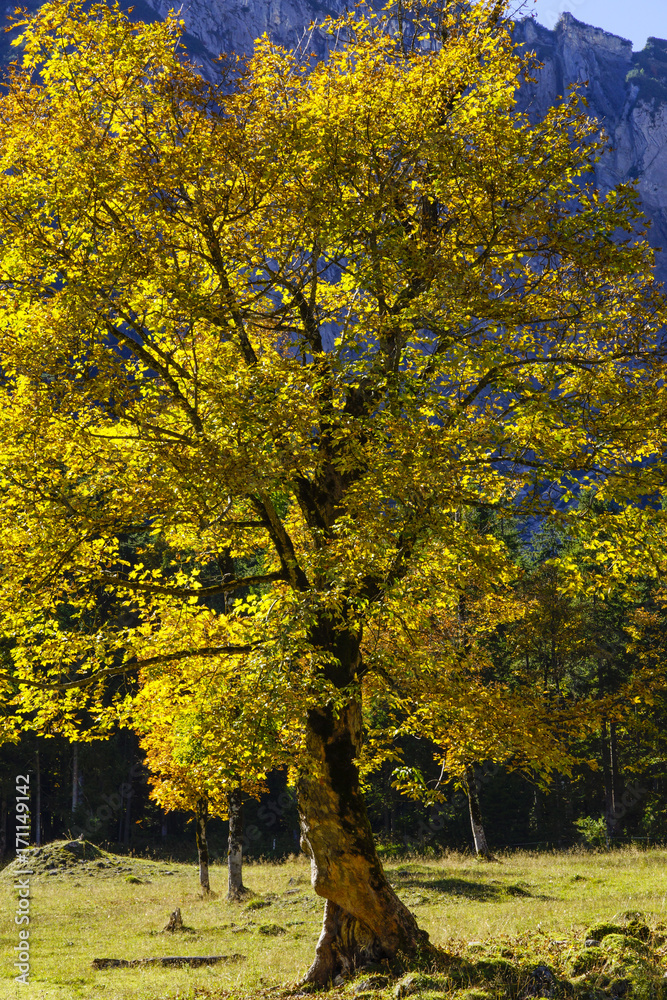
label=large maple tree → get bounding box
[0,0,666,983]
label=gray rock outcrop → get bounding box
[142,0,349,70]
[513,13,667,279]
[157,3,667,278]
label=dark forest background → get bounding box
[3,515,667,865]
[2,709,665,864]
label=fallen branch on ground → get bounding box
[92,955,245,969]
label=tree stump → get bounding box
[163,908,184,932]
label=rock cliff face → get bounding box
[150,3,667,277]
[513,14,667,279]
[142,0,349,71]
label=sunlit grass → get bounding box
[1,845,666,999]
[412,847,667,947]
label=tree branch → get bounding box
[198,210,258,366]
[250,491,311,591]
[104,319,204,435]
[1,644,258,692]
[100,570,286,597]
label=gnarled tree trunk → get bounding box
[195,797,211,896]
[227,787,249,901]
[298,695,432,986]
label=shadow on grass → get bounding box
[398,876,505,900]
[394,875,543,901]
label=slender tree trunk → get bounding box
[297,694,432,986]
[609,720,621,835]
[465,765,492,859]
[34,751,41,847]
[72,744,79,814]
[195,797,211,896]
[383,802,391,838]
[602,718,620,842]
[122,794,132,846]
[227,787,249,901]
[531,787,543,834]
[122,767,133,847]
[0,794,7,861]
[117,793,124,842]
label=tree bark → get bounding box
[227,787,249,901]
[465,765,493,859]
[195,797,211,896]
[297,696,431,986]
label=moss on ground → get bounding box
[349,905,667,1000]
[586,924,629,942]
[0,839,179,880]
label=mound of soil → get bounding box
[0,840,177,880]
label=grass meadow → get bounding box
[2,845,667,999]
